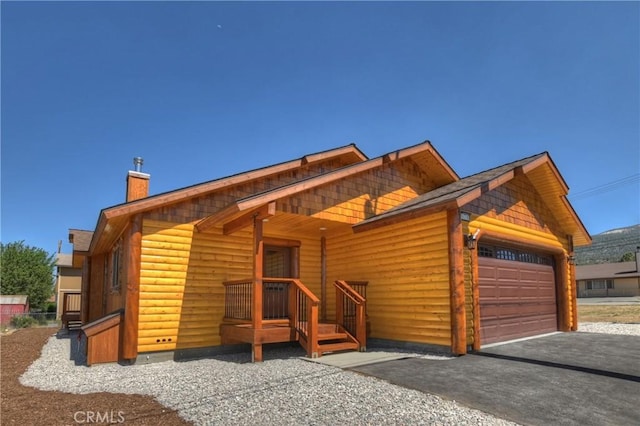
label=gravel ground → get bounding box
[20,337,516,425]
[20,322,638,425]
[577,322,640,336]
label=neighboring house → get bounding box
[576,254,640,297]
[54,253,82,320]
[0,295,29,325]
[64,229,94,329]
[71,141,590,365]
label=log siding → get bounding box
[327,211,451,347]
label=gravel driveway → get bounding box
[19,323,637,425]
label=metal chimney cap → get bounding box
[133,157,144,172]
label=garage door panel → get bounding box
[479,247,557,345]
[495,267,519,281]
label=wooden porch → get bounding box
[61,292,82,330]
[220,278,367,362]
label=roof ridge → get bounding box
[459,151,548,180]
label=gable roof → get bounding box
[0,295,28,305]
[195,141,459,232]
[576,261,640,280]
[68,229,93,252]
[55,253,73,267]
[354,152,591,246]
[68,229,94,268]
[87,141,458,254]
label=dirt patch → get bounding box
[1,327,191,425]
[578,305,640,323]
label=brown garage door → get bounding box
[478,245,557,345]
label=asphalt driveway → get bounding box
[352,333,640,426]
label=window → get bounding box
[111,239,123,291]
[585,280,614,290]
[478,244,553,266]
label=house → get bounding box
[0,295,29,325]
[575,253,640,297]
[54,253,82,322]
[71,140,591,365]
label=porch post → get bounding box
[80,257,91,323]
[470,247,481,351]
[122,214,142,361]
[447,209,467,355]
[252,215,264,362]
[320,235,327,321]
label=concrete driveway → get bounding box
[352,333,640,426]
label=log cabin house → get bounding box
[71,141,591,365]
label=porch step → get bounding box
[318,332,349,341]
[318,341,360,354]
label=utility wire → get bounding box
[569,173,640,201]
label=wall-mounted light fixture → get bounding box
[465,234,477,250]
[567,255,575,265]
[465,228,480,250]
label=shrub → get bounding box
[46,302,57,313]
[10,315,37,328]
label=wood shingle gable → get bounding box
[193,141,458,234]
[354,152,591,246]
[87,144,367,254]
[89,141,458,253]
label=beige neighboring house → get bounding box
[54,253,82,319]
[576,252,640,297]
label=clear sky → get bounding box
[2,1,639,255]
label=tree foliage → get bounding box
[620,252,636,262]
[1,241,55,310]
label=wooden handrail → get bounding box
[334,280,366,351]
[288,278,319,358]
[223,279,253,286]
[283,278,320,305]
[334,280,365,304]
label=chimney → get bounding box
[126,157,150,202]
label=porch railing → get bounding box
[223,279,253,321]
[290,279,320,358]
[223,278,292,321]
[222,277,319,358]
[61,292,82,329]
[334,280,366,351]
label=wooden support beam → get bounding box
[122,214,142,361]
[447,209,467,355]
[252,344,263,363]
[195,203,240,233]
[570,259,578,331]
[556,253,571,332]
[567,235,578,331]
[252,217,264,330]
[80,257,91,324]
[320,235,327,321]
[470,248,481,351]
[224,202,276,235]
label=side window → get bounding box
[111,239,123,292]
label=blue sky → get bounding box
[2,1,639,255]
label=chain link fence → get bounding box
[2,312,59,330]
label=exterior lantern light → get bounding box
[466,234,477,250]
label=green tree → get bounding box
[1,241,55,310]
[620,252,636,262]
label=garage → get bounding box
[478,244,557,345]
